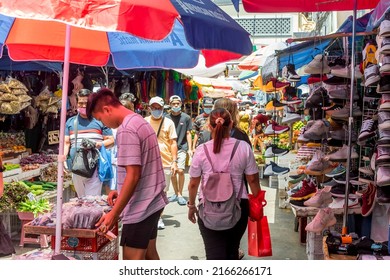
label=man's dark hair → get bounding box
[76,88,91,102]
[86,88,122,120]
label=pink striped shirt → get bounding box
[116,113,168,224]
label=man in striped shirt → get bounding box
[86,88,168,260]
[64,89,114,197]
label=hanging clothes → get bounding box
[149,73,157,98]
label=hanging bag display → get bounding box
[97,144,113,182]
[71,116,98,178]
[247,216,273,257]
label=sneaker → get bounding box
[376,186,390,204]
[379,19,390,37]
[287,181,303,196]
[323,75,349,85]
[305,152,334,176]
[328,197,360,209]
[325,84,359,100]
[378,111,390,130]
[323,179,339,187]
[325,164,346,178]
[379,36,390,55]
[364,87,382,99]
[376,145,390,166]
[375,166,390,187]
[158,218,165,230]
[282,64,301,82]
[290,180,317,200]
[379,93,390,110]
[305,86,328,108]
[333,171,359,184]
[330,65,362,80]
[377,76,390,94]
[303,119,329,140]
[361,183,376,217]
[378,129,390,145]
[177,196,187,206]
[168,194,178,203]
[330,125,358,142]
[325,144,359,162]
[364,63,381,87]
[305,208,336,233]
[270,161,290,175]
[380,55,390,73]
[303,54,331,75]
[264,121,290,135]
[264,145,289,157]
[307,74,328,85]
[359,166,374,176]
[330,183,347,197]
[288,173,307,184]
[281,111,301,124]
[304,186,333,208]
[331,103,362,120]
[358,118,377,142]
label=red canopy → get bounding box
[243,0,380,13]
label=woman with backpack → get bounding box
[187,108,262,260]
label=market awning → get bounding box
[242,0,379,13]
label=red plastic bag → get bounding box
[248,190,267,221]
[247,216,272,257]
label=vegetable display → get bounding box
[17,198,51,217]
[0,182,30,212]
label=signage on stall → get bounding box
[48,130,60,145]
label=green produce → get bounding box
[0,182,30,212]
[17,198,51,217]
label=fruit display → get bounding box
[0,131,26,156]
[20,153,55,166]
[292,120,306,143]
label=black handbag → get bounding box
[71,116,98,178]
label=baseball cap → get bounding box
[203,97,214,107]
[169,95,181,103]
[149,96,164,107]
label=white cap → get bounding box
[149,96,164,106]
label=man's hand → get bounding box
[95,141,103,149]
[107,190,118,206]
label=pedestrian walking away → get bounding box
[187,108,262,260]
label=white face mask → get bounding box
[204,108,212,114]
[171,107,181,113]
[151,110,163,119]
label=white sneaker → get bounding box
[158,218,165,230]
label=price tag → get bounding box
[48,130,60,145]
[27,192,36,201]
[67,237,79,248]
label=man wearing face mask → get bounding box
[165,95,192,206]
[192,97,214,152]
[64,89,114,197]
[144,96,178,229]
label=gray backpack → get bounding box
[198,140,244,231]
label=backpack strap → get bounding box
[203,140,240,173]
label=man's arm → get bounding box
[99,135,115,149]
[186,131,193,157]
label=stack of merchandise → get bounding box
[0,77,32,115]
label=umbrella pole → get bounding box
[342,0,357,242]
[54,24,71,254]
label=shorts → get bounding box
[164,167,171,192]
[177,150,187,170]
[120,208,164,249]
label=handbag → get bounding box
[71,116,98,178]
[248,190,267,221]
[248,216,273,257]
[97,144,113,182]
